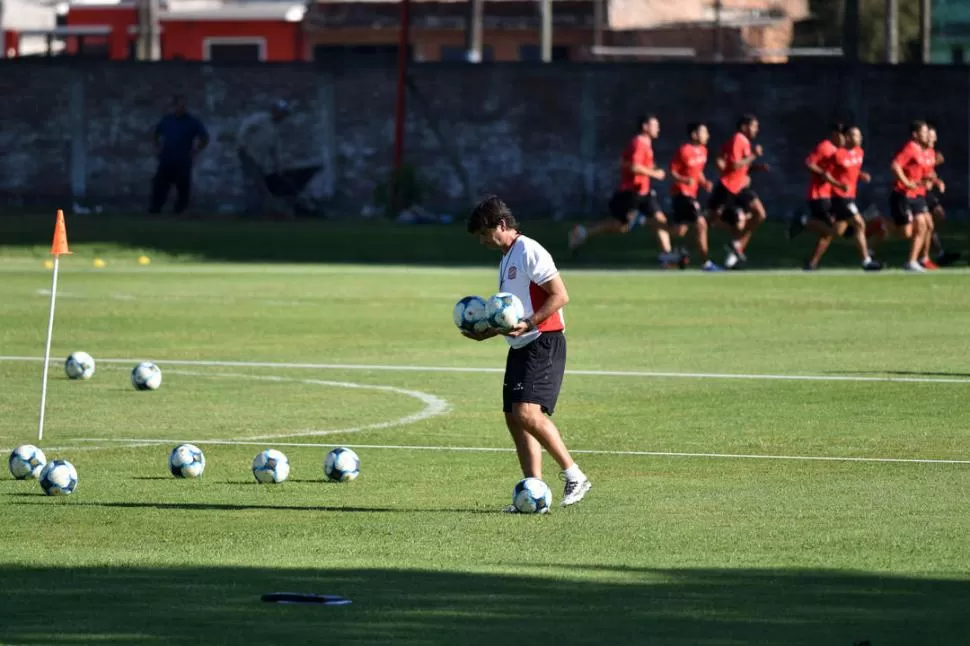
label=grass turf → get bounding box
[1,257,969,645]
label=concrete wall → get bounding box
[0,60,967,219]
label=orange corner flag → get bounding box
[51,209,71,256]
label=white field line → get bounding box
[3,264,970,277]
[65,438,970,466]
[3,355,970,385]
[167,370,450,439]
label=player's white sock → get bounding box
[724,252,738,268]
[563,463,585,482]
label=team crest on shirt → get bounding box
[507,266,517,279]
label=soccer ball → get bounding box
[169,443,205,478]
[8,444,47,480]
[324,448,360,482]
[65,352,96,380]
[453,295,490,334]
[512,477,552,514]
[39,459,78,496]
[486,292,525,331]
[252,449,290,484]
[131,362,162,391]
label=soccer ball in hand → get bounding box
[512,477,552,514]
[65,352,95,380]
[252,449,290,484]
[324,447,360,482]
[453,295,490,334]
[39,459,78,496]
[131,362,162,391]
[8,444,47,480]
[486,292,525,331]
[169,443,205,478]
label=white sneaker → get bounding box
[903,261,926,273]
[560,476,591,507]
[724,252,739,269]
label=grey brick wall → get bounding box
[0,60,966,219]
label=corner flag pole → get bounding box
[38,209,71,442]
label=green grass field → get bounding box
[2,244,970,644]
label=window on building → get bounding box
[953,46,965,64]
[440,45,493,62]
[204,39,265,62]
[518,45,570,62]
[313,45,407,63]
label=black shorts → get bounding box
[831,197,860,221]
[889,191,913,226]
[609,190,661,223]
[503,332,566,416]
[735,187,758,212]
[706,182,735,212]
[910,196,928,215]
[808,198,833,222]
[672,195,702,223]
[926,190,941,212]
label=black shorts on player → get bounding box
[910,196,928,215]
[672,195,702,224]
[735,187,758,213]
[832,197,860,222]
[609,190,661,223]
[808,198,833,223]
[888,191,913,226]
[502,332,567,416]
[706,182,735,213]
[926,190,941,213]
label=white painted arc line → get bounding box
[66,438,970,466]
[3,356,969,385]
[166,370,450,440]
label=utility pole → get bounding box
[137,0,161,60]
[540,0,552,62]
[885,0,898,63]
[919,0,932,63]
[713,0,723,62]
[465,0,483,62]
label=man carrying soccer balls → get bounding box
[463,195,592,511]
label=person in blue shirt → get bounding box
[150,95,208,215]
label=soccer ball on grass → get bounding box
[8,444,47,480]
[324,448,360,482]
[512,477,552,514]
[252,449,290,484]
[131,362,162,390]
[169,443,205,478]
[65,352,95,380]
[39,459,78,496]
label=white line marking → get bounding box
[2,356,969,385]
[167,370,450,439]
[66,438,970,466]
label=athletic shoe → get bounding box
[903,261,926,272]
[568,225,587,252]
[725,241,747,264]
[936,251,962,267]
[678,248,690,270]
[862,259,883,272]
[724,252,738,269]
[920,258,940,271]
[560,474,591,507]
[788,213,806,240]
[701,260,723,272]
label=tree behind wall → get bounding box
[797,0,920,62]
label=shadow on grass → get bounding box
[0,564,967,645]
[10,500,503,514]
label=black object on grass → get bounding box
[261,592,351,606]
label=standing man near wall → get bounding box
[149,94,208,216]
[237,99,290,217]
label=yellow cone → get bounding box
[137,255,151,265]
[93,258,106,269]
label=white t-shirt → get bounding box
[498,234,565,349]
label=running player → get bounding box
[569,115,683,266]
[803,126,882,271]
[881,120,933,272]
[668,122,722,271]
[465,195,592,510]
[707,114,765,269]
[788,122,843,241]
[923,124,960,266]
